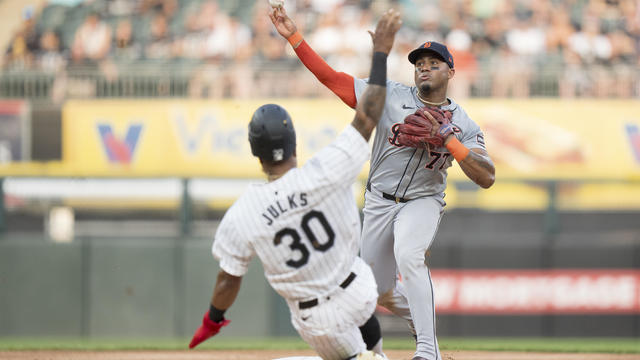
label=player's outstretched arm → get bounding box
[352,9,402,141]
[189,270,242,349]
[269,6,358,108]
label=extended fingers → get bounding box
[387,9,402,31]
[379,9,401,30]
[422,110,439,136]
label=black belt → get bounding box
[299,272,356,309]
[366,182,409,203]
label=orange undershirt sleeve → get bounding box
[293,40,357,109]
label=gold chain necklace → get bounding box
[417,92,447,106]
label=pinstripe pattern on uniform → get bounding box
[213,125,368,299]
[212,125,379,359]
[291,258,378,360]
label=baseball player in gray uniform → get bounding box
[270,7,496,360]
[189,10,402,360]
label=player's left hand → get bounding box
[188,311,230,349]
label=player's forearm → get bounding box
[352,52,387,140]
[293,40,357,108]
[211,270,242,310]
[353,84,386,140]
[362,51,387,122]
[458,150,495,189]
[445,137,495,188]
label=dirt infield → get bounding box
[1,350,639,360]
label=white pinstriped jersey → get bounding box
[354,79,486,199]
[212,125,370,301]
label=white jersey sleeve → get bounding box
[303,124,370,187]
[212,205,255,277]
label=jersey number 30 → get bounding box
[273,210,335,268]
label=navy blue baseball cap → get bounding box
[408,41,454,69]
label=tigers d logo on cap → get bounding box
[408,41,454,69]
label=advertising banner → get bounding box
[57,99,640,179]
[459,99,640,180]
[61,99,355,177]
[375,269,640,315]
[429,269,640,314]
[0,98,636,181]
[0,100,30,163]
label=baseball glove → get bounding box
[397,106,454,149]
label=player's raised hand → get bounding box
[268,6,297,39]
[369,9,402,54]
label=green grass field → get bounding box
[0,337,638,354]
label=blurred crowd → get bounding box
[2,0,639,100]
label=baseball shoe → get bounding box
[356,351,384,360]
[411,357,427,360]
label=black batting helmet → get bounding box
[248,104,296,162]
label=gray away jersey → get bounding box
[354,78,486,199]
[212,125,370,301]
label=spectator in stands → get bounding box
[71,12,112,64]
[504,12,545,96]
[415,4,444,43]
[202,11,237,60]
[3,6,39,70]
[568,16,613,65]
[491,43,531,97]
[559,48,591,98]
[608,28,636,97]
[190,15,253,99]
[251,5,288,62]
[309,9,342,58]
[546,10,574,55]
[141,0,178,21]
[144,13,175,60]
[568,15,614,97]
[445,21,477,99]
[249,2,289,97]
[337,5,374,78]
[6,0,640,99]
[111,19,142,62]
[36,30,67,72]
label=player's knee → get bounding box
[395,249,428,279]
[394,246,425,270]
[359,314,382,350]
